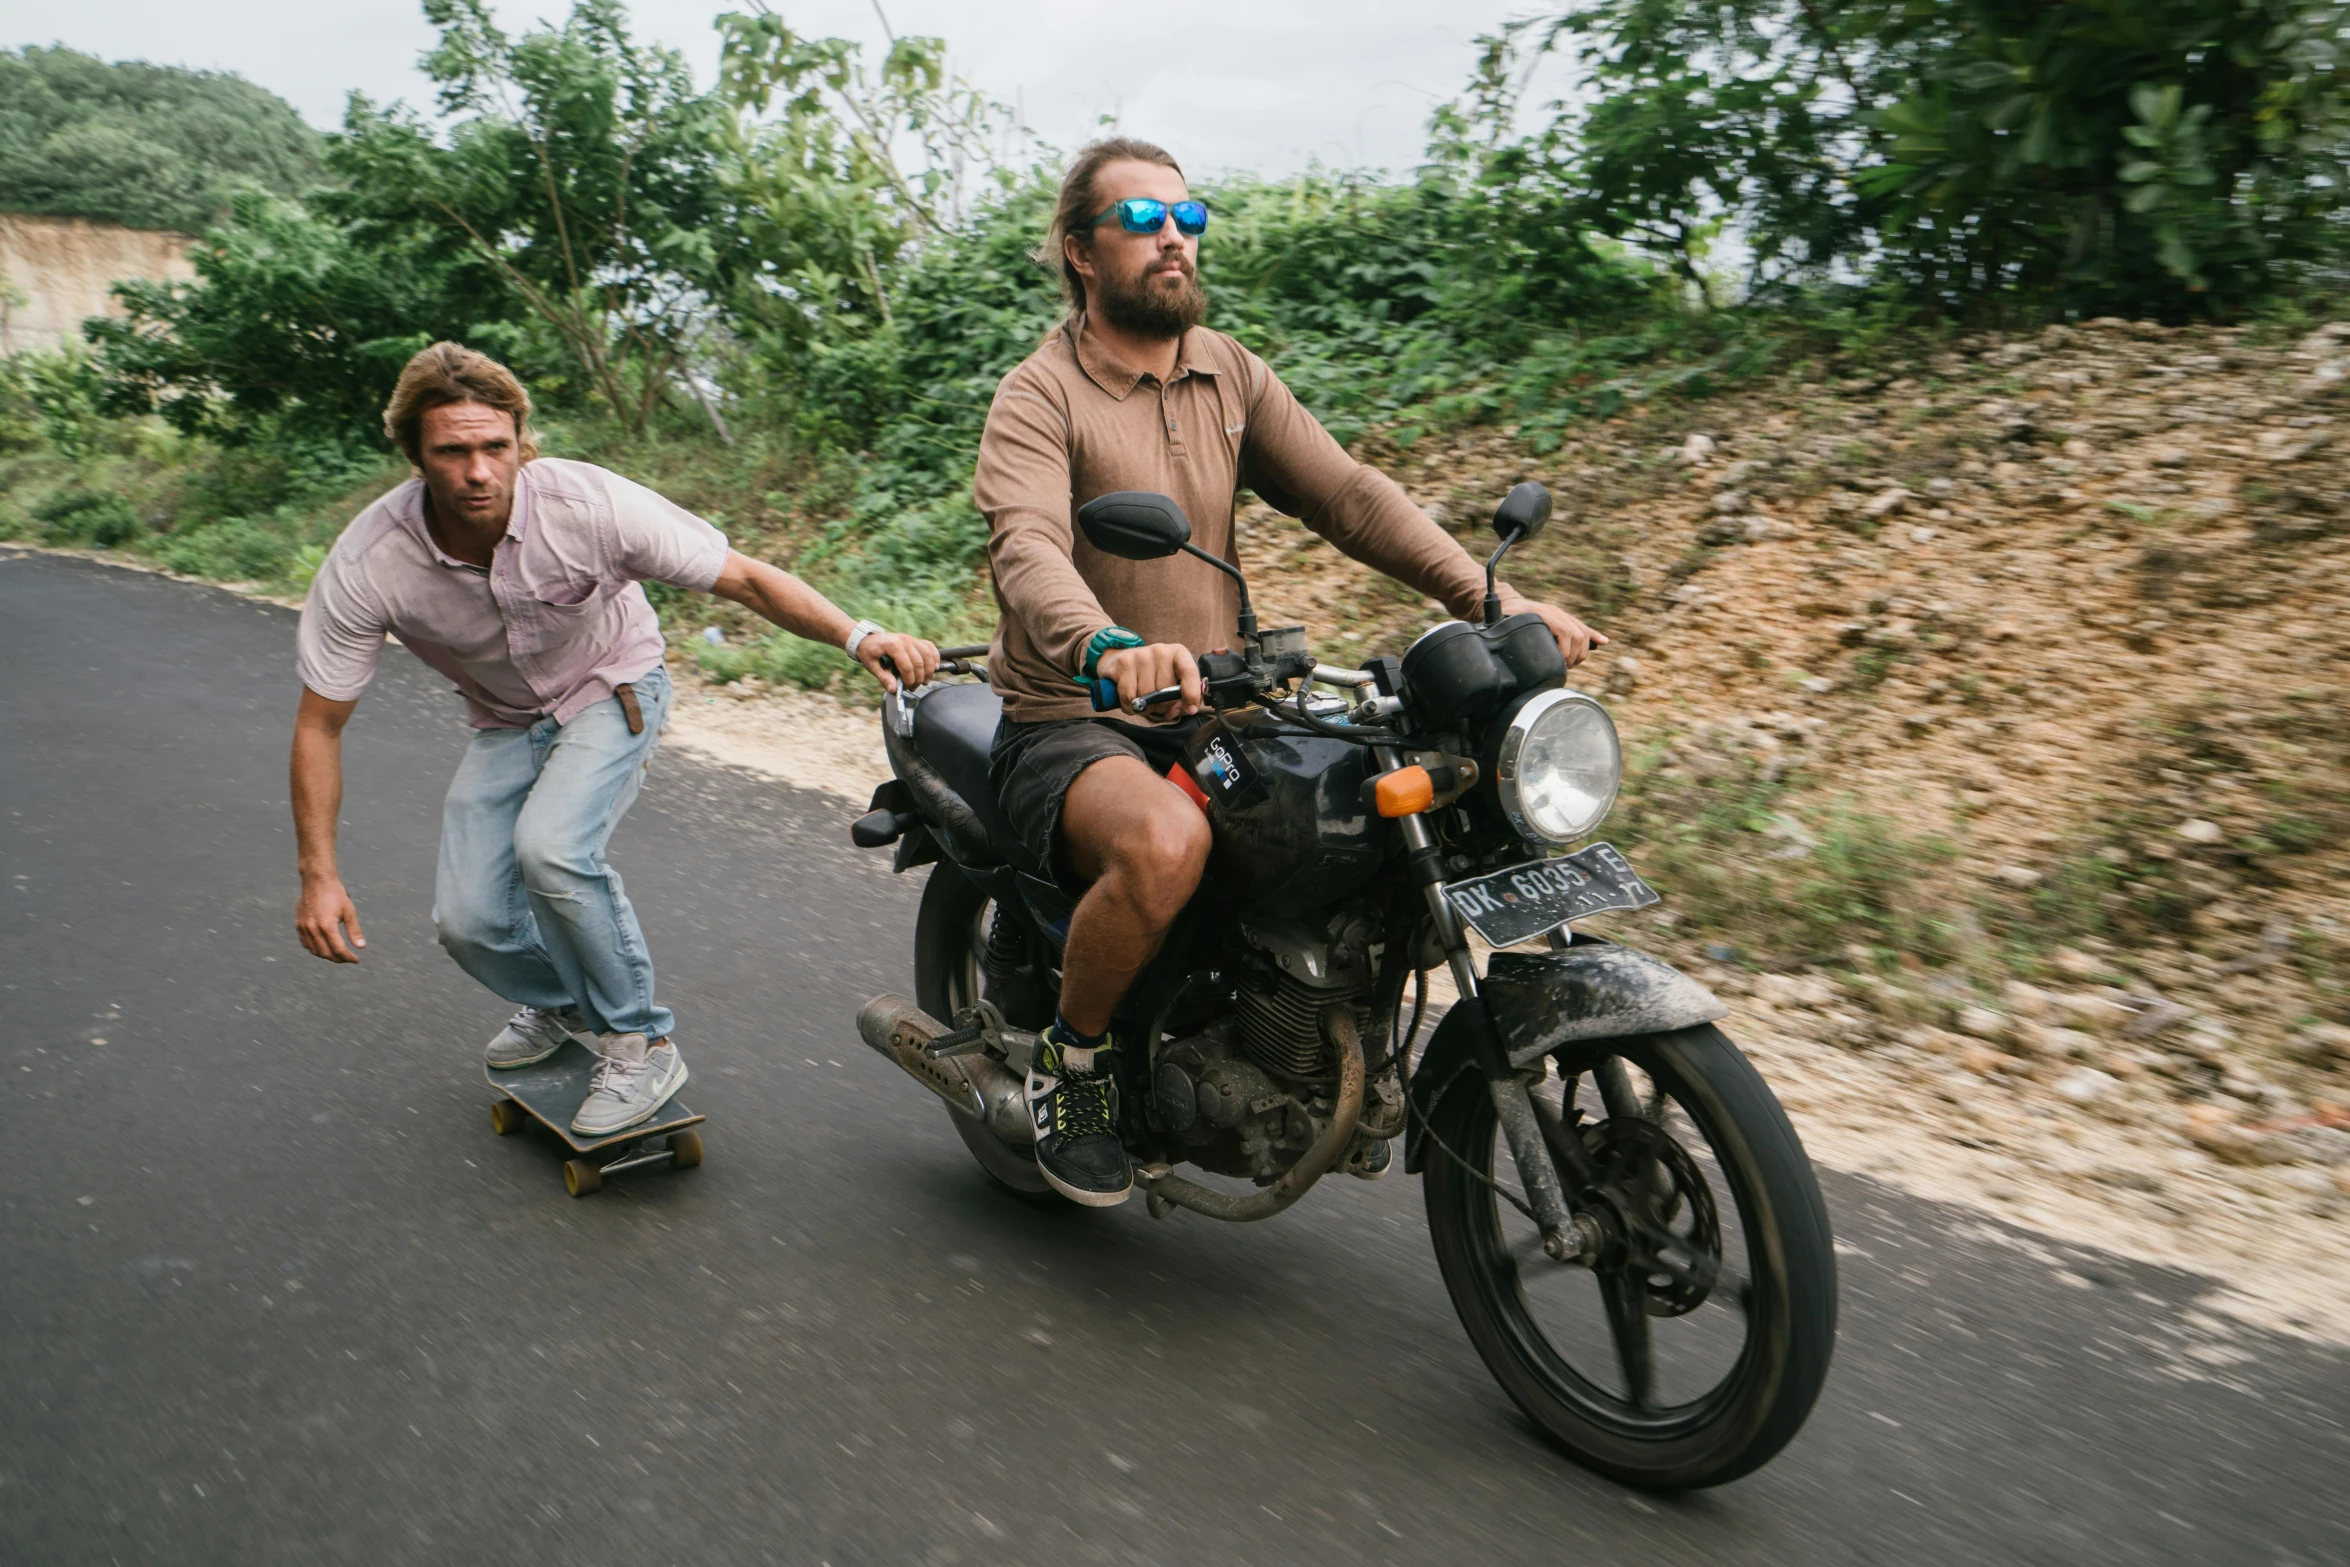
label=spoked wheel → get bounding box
[1422,1024,1836,1489]
[914,861,1058,1199]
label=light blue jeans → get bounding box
[433,665,675,1040]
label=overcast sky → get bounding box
[3,0,1575,178]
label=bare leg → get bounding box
[1056,755,1212,1035]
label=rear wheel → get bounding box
[1422,1025,1836,1489]
[914,861,1056,1199]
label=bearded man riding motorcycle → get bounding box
[976,138,1607,1205]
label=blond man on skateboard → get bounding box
[289,343,937,1135]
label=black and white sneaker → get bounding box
[1026,1025,1132,1206]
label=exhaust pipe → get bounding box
[856,994,1034,1145]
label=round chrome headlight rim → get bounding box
[1491,687,1622,847]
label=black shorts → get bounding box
[990,714,1206,885]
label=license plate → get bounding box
[1442,843,1660,948]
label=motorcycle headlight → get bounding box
[1492,689,1621,846]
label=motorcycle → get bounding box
[849,482,1836,1489]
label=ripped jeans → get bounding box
[432,665,675,1040]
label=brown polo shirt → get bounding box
[974,317,1524,723]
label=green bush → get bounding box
[695,631,856,692]
[17,350,112,460]
[32,488,140,547]
[90,193,525,448]
[0,354,44,455]
[156,518,296,583]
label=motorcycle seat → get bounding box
[911,681,1024,866]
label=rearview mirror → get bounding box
[1492,481,1553,543]
[1077,491,1192,560]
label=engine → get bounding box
[1232,907,1379,1081]
[1148,905,1395,1180]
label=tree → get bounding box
[87,192,517,444]
[1537,0,2350,319]
[713,4,1036,356]
[0,46,320,233]
[330,0,745,434]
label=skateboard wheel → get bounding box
[670,1130,703,1169]
[489,1099,527,1135]
[563,1159,602,1197]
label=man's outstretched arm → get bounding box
[1235,353,1605,665]
[290,686,367,963]
[707,550,940,692]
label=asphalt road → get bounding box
[4,550,2347,1567]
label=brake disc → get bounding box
[1586,1116,1721,1317]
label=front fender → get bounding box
[1401,943,1726,1176]
[1480,945,1725,1067]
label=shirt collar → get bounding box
[1065,315,1219,401]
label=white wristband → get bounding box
[843,618,885,658]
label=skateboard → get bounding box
[486,1040,705,1197]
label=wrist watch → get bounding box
[843,619,886,658]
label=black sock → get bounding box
[1054,1011,1108,1051]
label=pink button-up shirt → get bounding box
[297,458,729,728]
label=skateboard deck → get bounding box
[486,1040,704,1196]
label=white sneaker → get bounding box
[485,1006,582,1070]
[571,1034,688,1136]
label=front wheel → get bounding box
[1422,1025,1836,1489]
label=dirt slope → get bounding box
[1228,317,2350,1340]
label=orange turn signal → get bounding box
[1374,765,1436,818]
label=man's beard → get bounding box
[1095,254,1206,338]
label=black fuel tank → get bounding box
[1184,716,1383,916]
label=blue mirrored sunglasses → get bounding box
[1089,197,1209,236]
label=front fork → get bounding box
[1383,748,1599,1265]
